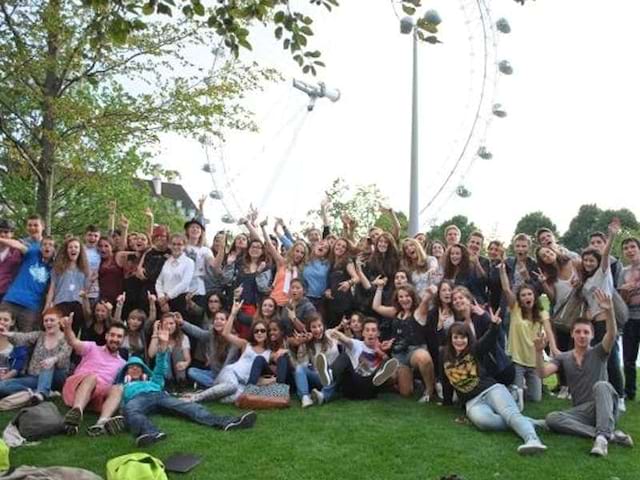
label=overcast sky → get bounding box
[156,0,640,242]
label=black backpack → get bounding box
[14,401,65,441]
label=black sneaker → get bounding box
[372,358,399,387]
[136,431,167,447]
[224,411,257,431]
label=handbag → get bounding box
[13,402,64,441]
[106,453,167,480]
[235,383,290,410]
[551,289,586,333]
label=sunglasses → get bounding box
[253,328,267,334]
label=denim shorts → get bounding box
[393,345,427,367]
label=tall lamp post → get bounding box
[400,10,441,236]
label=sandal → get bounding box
[104,416,125,435]
[63,407,83,435]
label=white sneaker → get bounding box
[590,435,608,457]
[611,430,634,448]
[311,388,324,406]
[301,395,313,408]
[315,354,332,387]
[417,393,430,403]
[517,439,547,455]
[435,382,443,399]
[618,397,627,413]
[557,386,570,400]
[372,358,399,387]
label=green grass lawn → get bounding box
[2,391,638,480]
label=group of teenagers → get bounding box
[0,199,637,457]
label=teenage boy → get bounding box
[535,228,578,259]
[118,322,256,447]
[61,314,126,435]
[619,237,640,402]
[444,225,461,247]
[505,233,540,292]
[534,289,633,457]
[314,318,399,403]
[589,231,622,288]
[0,220,21,303]
[22,215,44,247]
[0,236,55,331]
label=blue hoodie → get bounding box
[116,351,168,404]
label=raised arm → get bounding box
[534,331,559,379]
[329,328,354,349]
[601,219,620,273]
[258,219,285,266]
[107,200,117,234]
[354,256,372,290]
[222,299,248,350]
[113,293,125,323]
[144,207,154,239]
[0,237,27,254]
[380,206,400,241]
[415,284,437,323]
[79,290,93,327]
[498,262,516,308]
[61,313,85,356]
[595,288,617,353]
[372,277,397,318]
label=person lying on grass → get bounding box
[535,288,634,457]
[118,320,257,447]
[443,307,547,455]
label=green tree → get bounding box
[0,0,276,233]
[427,215,480,244]
[304,177,394,238]
[513,211,558,241]
[561,204,638,253]
[85,0,442,75]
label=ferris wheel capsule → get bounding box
[202,163,215,173]
[221,214,235,224]
[456,185,472,198]
[492,104,507,118]
[498,60,513,75]
[209,190,223,200]
[477,146,493,160]
[496,18,511,34]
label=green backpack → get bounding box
[106,453,168,480]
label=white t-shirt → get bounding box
[346,339,383,377]
[185,245,214,296]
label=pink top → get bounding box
[74,341,125,385]
[0,247,22,294]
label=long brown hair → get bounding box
[443,322,476,363]
[368,232,400,279]
[306,313,332,356]
[535,246,571,284]
[53,237,89,276]
[443,243,470,280]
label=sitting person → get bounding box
[0,307,70,402]
[315,317,399,401]
[113,291,156,361]
[178,310,239,388]
[186,299,271,404]
[291,313,339,408]
[119,321,256,447]
[0,308,28,387]
[148,312,191,390]
[60,313,127,435]
[535,289,633,456]
[443,307,547,455]
[247,320,289,387]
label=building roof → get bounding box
[142,179,197,213]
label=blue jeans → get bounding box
[247,356,289,385]
[293,364,335,400]
[0,368,67,398]
[465,384,540,442]
[123,391,238,437]
[187,368,216,388]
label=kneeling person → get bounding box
[120,321,257,447]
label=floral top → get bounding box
[11,332,72,376]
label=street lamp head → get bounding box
[400,16,416,34]
[423,10,442,26]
